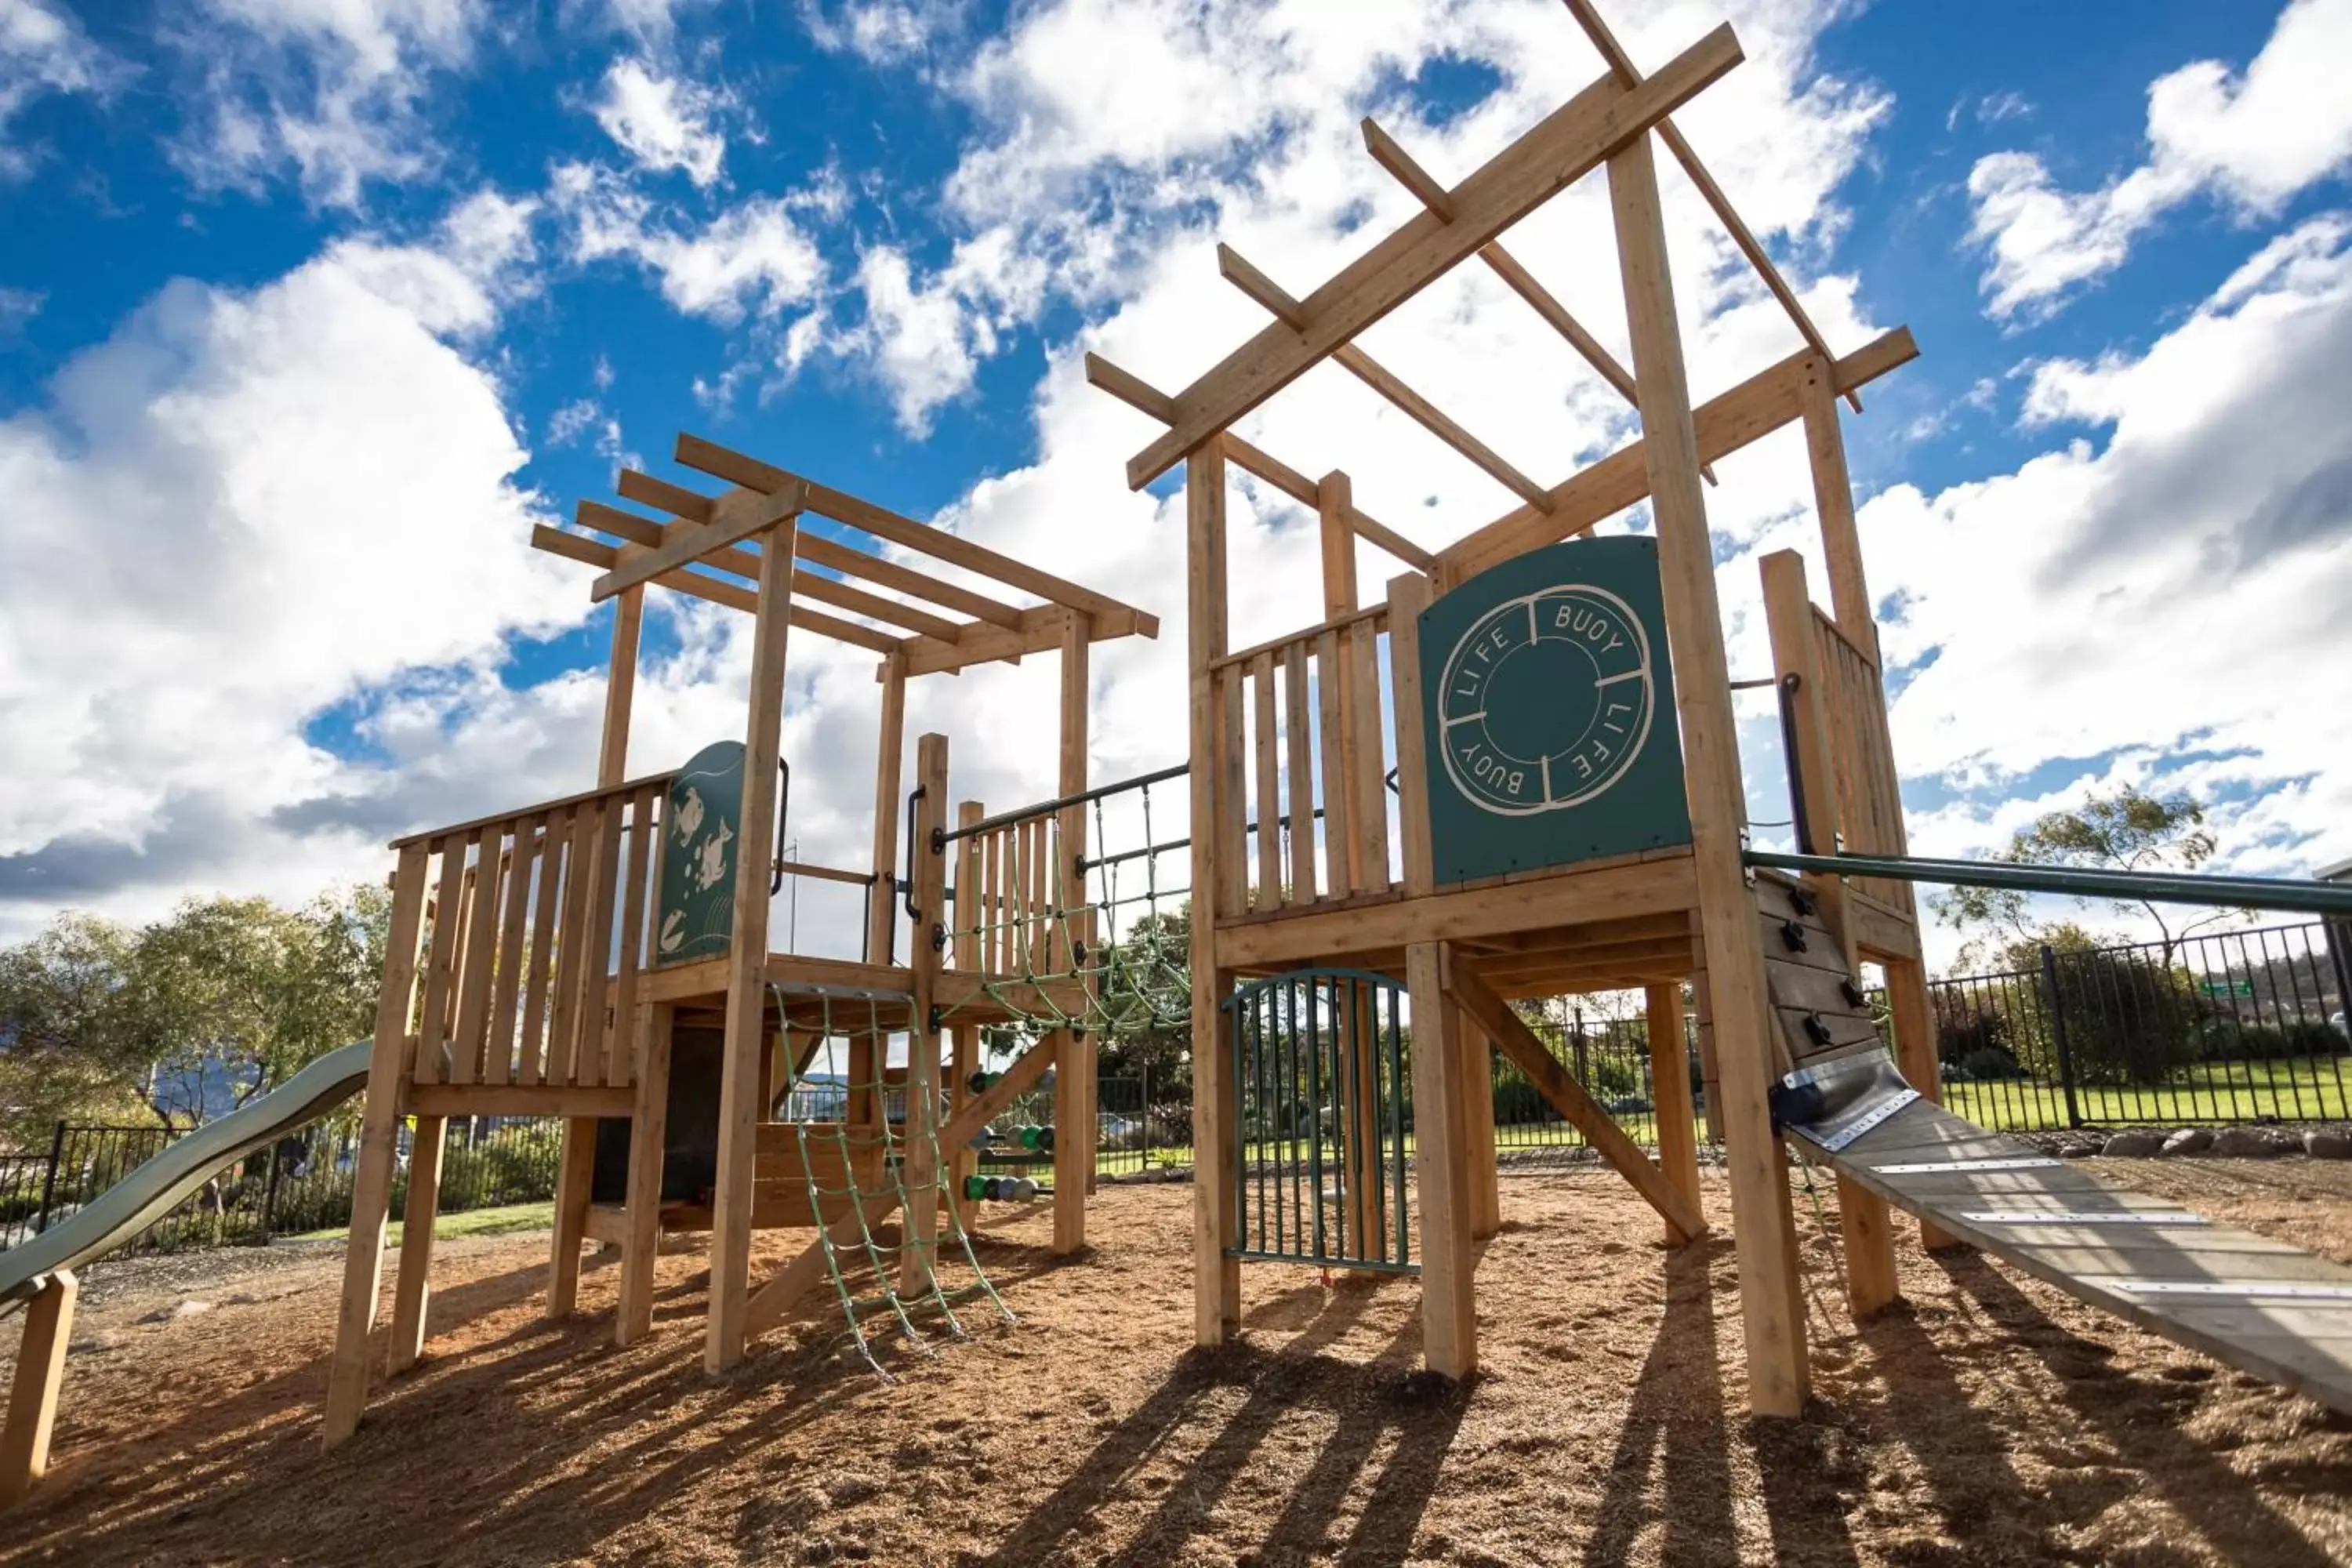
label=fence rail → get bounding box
[0,1116,565,1258]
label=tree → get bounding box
[1933,786,2232,970]
[1091,904,1193,1101]
[0,884,390,1148]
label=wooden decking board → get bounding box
[1824,1097,2352,1414]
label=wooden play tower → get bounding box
[321,435,1157,1443]
[1087,3,1942,1414]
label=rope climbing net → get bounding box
[769,985,1017,1379]
[931,762,1196,1044]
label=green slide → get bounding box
[0,1040,376,1306]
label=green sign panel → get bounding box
[1418,536,1691,885]
[655,740,746,967]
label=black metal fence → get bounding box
[0,1116,565,1258]
[1919,922,2350,1131]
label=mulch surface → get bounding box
[6,1156,2352,1566]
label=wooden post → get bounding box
[1643,984,1704,1246]
[1461,1025,1501,1240]
[1762,549,1899,1314]
[1799,368,1875,658]
[1188,444,1241,1345]
[0,1272,76,1508]
[1690,960,1723,1144]
[323,842,432,1447]
[616,1000,673,1345]
[706,517,798,1374]
[1054,612,1092,1254]
[867,652,908,967]
[1610,132,1808,1417]
[901,735,949,1294]
[948,800,983,1232]
[550,583,645,1317]
[1389,568,1476,1378]
[387,1114,447,1374]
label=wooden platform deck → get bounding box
[1828,1098,2352,1416]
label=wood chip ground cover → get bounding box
[4,1157,2352,1565]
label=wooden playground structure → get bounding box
[318,434,1160,1443]
[1086,0,2352,1417]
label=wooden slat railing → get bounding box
[1808,608,1909,909]
[394,777,666,1094]
[1207,606,1393,919]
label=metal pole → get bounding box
[31,1122,64,1236]
[2040,944,2084,1129]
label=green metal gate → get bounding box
[1222,967,1416,1274]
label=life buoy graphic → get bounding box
[1436,583,1657,817]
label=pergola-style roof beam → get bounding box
[1439,329,1915,583]
[575,498,966,642]
[616,470,1030,630]
[1121,23,1743,488]
[677,434,1155,634]
[1083,351,1435,574]
[590,481,805,602]
[1562,0,1858,412]
[1216,243,1555,513]
[1360,115,1717,487]
[533,526,900,653]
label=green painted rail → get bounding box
[1744,848,2352,917]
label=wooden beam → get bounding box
[615,1001,672,1345]
[0,1271,75,1508]
[532,526,903,654]
[1798,366,1875,656]
[1085,351,1176,421]
[866,652,906,967]
[676,434,1149,628]
[1126,24,1745,488]
[1562,0,1858,412]
[1408,942,1477,1378]
[1187,445,1242,1344]
[1646,981,1704,1240]
[899,734,949,1292]
[615,467,717,524]
[706,513,797,1374]
[795,533,1027,631]
[387,1114,446,1373]
[1216,242,1554,512]
[1054,612,1091,1254]
[1452,962,1708,1242]
[789,570,964,643]
[1356,113,1717,483]
[1214,853,1697,968]
[1611,130,1806,1417]
[1438,329,1917,586]
[895,603,1154,678]
[322,844,430,1448]
[590,481,806,603]
[402,1083,634,1117]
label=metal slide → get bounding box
[0,1040,375,1307]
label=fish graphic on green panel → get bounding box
[655,740,746,967]
[1417,536,1691,884]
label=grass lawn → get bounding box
[291,1200,556,1243]
[1947,1058,2352,1131]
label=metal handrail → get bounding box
[1745,848,2352,917]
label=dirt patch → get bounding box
[5,1163,2352,1566]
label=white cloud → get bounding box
[553,162,827,325]
[590,56,728,187]
[0,0,119,176]
[1966,0,2352,320]
[0,216,586,933]
[166,0,487,209]
[799,0,960,64]
[1860,214,2352,883]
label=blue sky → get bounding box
[2,0,2350,964]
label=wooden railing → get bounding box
[393,775,668,1092]
[1807,608,1909,910]
[952,805,1076,978]
[1207,605,1395,920]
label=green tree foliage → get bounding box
[1932,786,2234,967]
[1091,904,1192,1099]
[0,884,390,1147]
